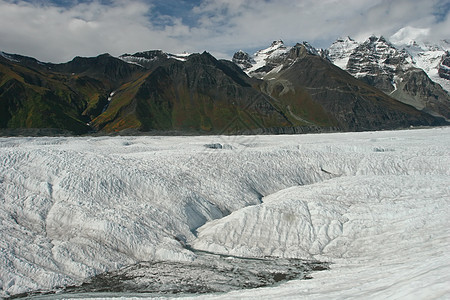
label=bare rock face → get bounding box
[439,51,450,80]
[232,50,254,69]
[345,36,413,94]
[385,69,449,119]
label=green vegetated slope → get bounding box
[91,52,301,133]
[0,53,142,134]
[0,56,92,133]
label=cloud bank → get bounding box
[0,0,448,62]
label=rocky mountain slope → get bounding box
[327,36,450,120]
[0,44,446,135]
[236,42,441,131]
[236,37,450,121]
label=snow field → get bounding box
[0,127,449,298]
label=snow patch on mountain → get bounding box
[246,40,290,74]
[168,52,191,62]
[119,50,192,67]
[119,55,154,67]
[0,51,20,63]
[233,40,324,79]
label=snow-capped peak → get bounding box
[119,50,192,67]
[242,40,291,76]
[259,40,285,54]
[232,50,255,69]
[326,33,450,118]
[302,41,320,56]
[328,34,414,75]
[233,40,324,78]
[257,40,287,55]
[327,36,359,69]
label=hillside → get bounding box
[0,47,446,135]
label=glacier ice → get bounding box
[1,128,450,298]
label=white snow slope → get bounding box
[1,127,450,299]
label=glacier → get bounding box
[1,127,450,298]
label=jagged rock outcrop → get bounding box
[326,36,359,69]
[439,52,450,80]
[232,50,255,69]
[327,35,450,120]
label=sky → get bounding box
[0,0,449,62]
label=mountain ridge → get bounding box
[1,41,447,135]
[235,35,450,121]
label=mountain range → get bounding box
[1,35,449,135]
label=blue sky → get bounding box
[0,0,449,62]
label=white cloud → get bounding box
[0,0,448,62]
[191,0,449,50]
[0,0,189,62]
[390,26,431,45]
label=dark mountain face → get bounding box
[0,47,446,136]
[50,54,144,88]
[91,52,296,133]
[0,54,100,134]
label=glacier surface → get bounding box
[1,127,450,298]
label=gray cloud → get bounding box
[0,0,448,62]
